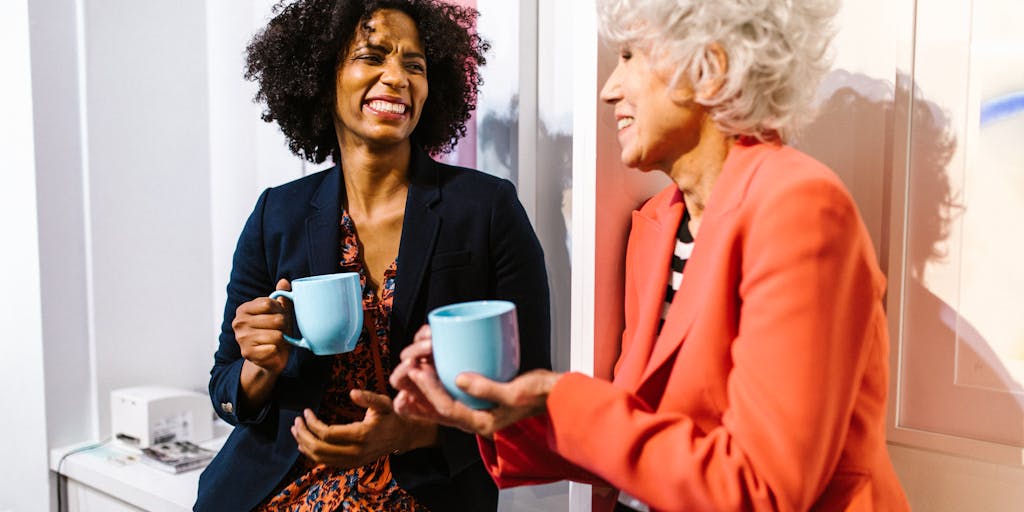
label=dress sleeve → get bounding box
[543,178,883,511]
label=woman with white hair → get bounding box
[390,0,911,510]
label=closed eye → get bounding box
[356,53,385,64]
[618,44,633,62]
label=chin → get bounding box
[618,152,639,169]
[620,155,650,172]
[368,132,412,147]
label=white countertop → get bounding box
[50,430,230,512]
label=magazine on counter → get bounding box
[141,440,216,474]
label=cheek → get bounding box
[412,81,429,120]
[333,78,348,114]
[416,79,429,107]
[334,78,364,115]
[333,95,352,122]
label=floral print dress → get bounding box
[258,211,428,512]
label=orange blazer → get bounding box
[478,141,910,511]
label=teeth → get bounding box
[368,100,407,114]
[617,117,634,130]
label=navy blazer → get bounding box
[195,149,551,511]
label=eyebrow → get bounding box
[354,43,426,61]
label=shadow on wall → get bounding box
[796,70,1024,447]
[478,95,574,372]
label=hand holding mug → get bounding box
[391,324,560,438]
[233,278,295,375]
[427,300,520,409]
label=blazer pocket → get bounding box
[430,249,472,272]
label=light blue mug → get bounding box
[428,300,520,409]
[268,272,363,355]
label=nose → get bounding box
[599,61,623,104]
[381,58,410,89]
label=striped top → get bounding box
[658,208,694,333]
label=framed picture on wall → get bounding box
[887,0,1024,465]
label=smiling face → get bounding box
[334,9,428,152]
[599,44,705,173]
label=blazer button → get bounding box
[221,402,234,414]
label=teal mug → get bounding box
[428,300,520,409]
[269,272,363,355]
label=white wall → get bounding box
[889,444,1024,511]
[81,0,216,437]
[16,0,305,507]
[15,0,304,506]
[0,2,52,511]
[39,0,304,449]
[29,0,99,453]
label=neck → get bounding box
[668,118,734,221]
[338,139,411,215]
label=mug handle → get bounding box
[267,290,311,351]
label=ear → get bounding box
[695,42,728,101]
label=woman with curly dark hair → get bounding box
[194,1,551,511]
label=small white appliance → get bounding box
[111,386,213,449]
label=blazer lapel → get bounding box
[306,165,344,277]
[639,219,705,384]
[614,190,684,389]
[636,141,770,384]
[393,150,441,345]
[291,165,343,382]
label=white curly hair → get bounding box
[597,0,839,142]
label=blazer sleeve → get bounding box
[479,415,609,488]
[208,189,306,427]
[542,178,883,511]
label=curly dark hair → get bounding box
[245,0,489,163]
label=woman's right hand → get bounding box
[232,278,294,375]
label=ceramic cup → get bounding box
[428,300,520,409]
[268,272,363,355]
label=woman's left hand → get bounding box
[391,325,561,438]
[291,389,435,469]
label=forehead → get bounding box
[350,9,423,50]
